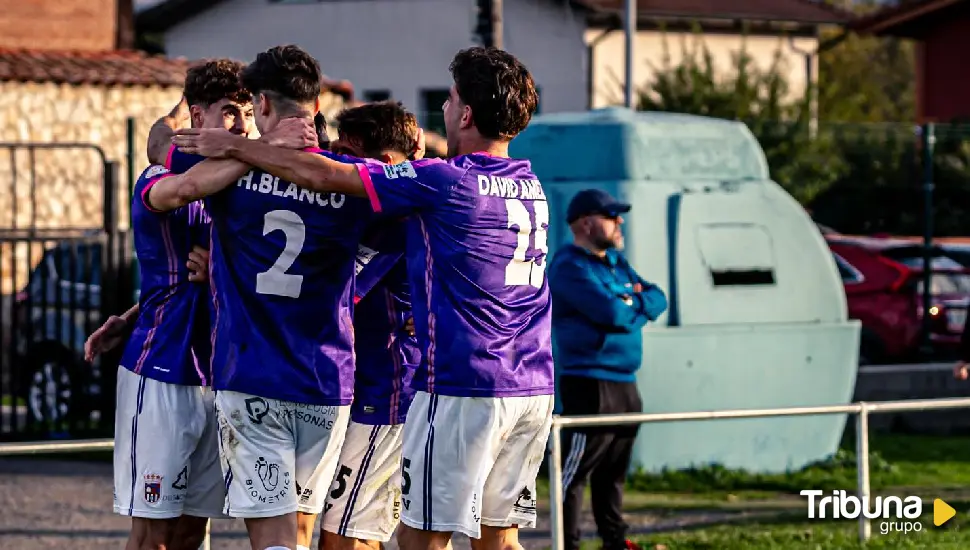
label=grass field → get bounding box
[538,433,970,507]
[630,513,970,549]
[553,433,970,549]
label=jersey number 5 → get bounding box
[256,209,306,298]
[505,198,549,288]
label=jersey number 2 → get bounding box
[256,209,305,298]
[505,198,549,288]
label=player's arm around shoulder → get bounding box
[143,158,254,212]
[172,118,365,196]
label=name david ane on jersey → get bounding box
[236,170,347,208]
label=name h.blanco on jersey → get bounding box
[236,170,347,208]
[477,175,547,200]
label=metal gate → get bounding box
[0,143,134,441]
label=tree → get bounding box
[638,44,847,204]
[816,32,916,123]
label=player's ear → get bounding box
[460,104,474,130]
[313,95,321,116]
[188,104,205,129]
[379,152,394,164]
[258,93,271,118]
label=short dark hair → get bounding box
[183,59,251,108]
[314,112,330,149]
[449,47,538,140]
[335,101,417,157]
[241,45,322,108]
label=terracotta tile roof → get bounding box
[578,0,853,24]
[0,48,357,99]
[0,48,190,86]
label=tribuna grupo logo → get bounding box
[800,490,923,534]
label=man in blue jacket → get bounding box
[549,189,667,550]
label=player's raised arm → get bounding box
[147,98,189,166]
[173,119,365,196]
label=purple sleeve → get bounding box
[140,172,176,213]
[164,145,205,174]
[355,158,459,216]
[354,245,404,302]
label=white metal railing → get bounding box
[4,395,970,549]
[547,396,970,550]
[0,437,211,550]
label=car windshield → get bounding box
[895,256,965,270]
[917,273,970,295]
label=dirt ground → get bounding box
[0,458,761,550]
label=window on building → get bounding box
[421,89,450,136]
[364,90,391,102]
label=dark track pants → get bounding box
[559,375,642,550]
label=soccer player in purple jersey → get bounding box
[154,45,376,550]
[317,102,422,550]
[172,46,554,550]
[106,59,253,550]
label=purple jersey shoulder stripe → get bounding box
[384,288,404,422]
[133,217,176,375]
[417,216,437,392]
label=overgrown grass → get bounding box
[623,433,970,496]
[628,512,970,550]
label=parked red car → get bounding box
[826,236,970,364]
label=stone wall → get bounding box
[0,81,181,293]
[0,80,351,294]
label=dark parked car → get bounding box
[8,241,106,436]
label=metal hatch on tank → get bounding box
[510,107,861,473]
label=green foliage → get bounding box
[817,31,916,123]
[637,41,847,204]
[635,31,970,235]
[631,513,970,550]
[626,449,896,495]
[624,433,970,496]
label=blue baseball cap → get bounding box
[566,189,631,223]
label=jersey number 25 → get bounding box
[505,198,549,288]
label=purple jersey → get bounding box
[355,154,554,397]
[120,165,212,386]
[167,147,372,405]
[352,220,419,425]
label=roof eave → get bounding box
[849,0,962,37]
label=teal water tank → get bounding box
[512,108,860,473]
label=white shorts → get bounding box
[113,367,226,519]
[215,391,350,518]
[399,391,554,539]
[321,421,405,542]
